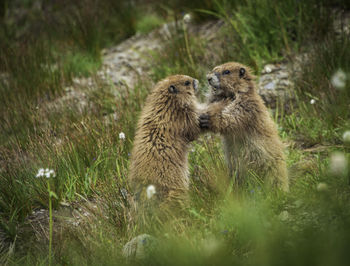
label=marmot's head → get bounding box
[152,75,199,109]
[207,62,255,100]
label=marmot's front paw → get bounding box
[199,114,210,129]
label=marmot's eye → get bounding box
[223,70,230,75]
[239,68,246,78]
[185,80,191,86]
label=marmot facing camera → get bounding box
[200,62,289,191]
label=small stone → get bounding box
[112,113,118,121]
[120,188,128,199]
[264,81,275,90]
[279,210,289,221]
[73,221,80,226]
[60,201,70,207]
[263,65,273,73]
[123,234,158,259]
[343,131,350,143]
[316,182,328,191]
[64,86,72,92]
[263,64,279,74]
[278,79,291,87]
[201,236,222,257]
[73,78,81,85]
[329,152,348,176]
[277,71,289,79]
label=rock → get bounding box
[27,18,300,118]
[201,235,223,257]
[257,63,296,109]
[262,64,277,74]
[122,234,158,260]
[333,9,350,36]
[100,20,225,89]
[316,183,328,192]
[98,17,298,110]
[279,210,290,221]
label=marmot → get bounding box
[128,75,201,227]
[200,62,289,191]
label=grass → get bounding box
[198,0,334,72]
[281,33,350,146]
[136,13,165,34]
[1,0,350,265]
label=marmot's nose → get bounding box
[206,73,213,82]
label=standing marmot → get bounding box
[200,62,289,191]
[128,75,201,227]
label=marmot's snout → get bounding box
[207,72,220,89]
[193,79,199,92]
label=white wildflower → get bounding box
[36,168,45,178]
[329,152,348,176]
[343,130,350,143]
[183,13,191,24]
[36,168,55,178]
[146,185,156,199]
[119,132,126,140]
[316,182,328,192]
[310,99,316,105]
[49,169,56,177]
[331,69,347,90]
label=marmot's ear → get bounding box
[239,68,246,78]
[168,85,178,94]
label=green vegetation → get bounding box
[283,34,350,146]
[136,13,165,34]
[211,0,333,71]
[1,0,350,265]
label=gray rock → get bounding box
[257,63,296,109]
[100,20,225,89]
[333,9,350,36]
[122,234,158,260]
[46,18,299,111]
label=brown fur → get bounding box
[201,62,289,191]
[128,75,201,227]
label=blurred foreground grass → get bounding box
[1,0,350,265]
